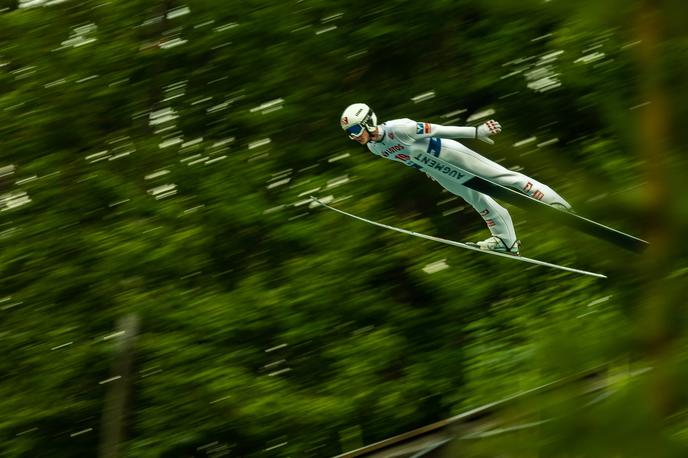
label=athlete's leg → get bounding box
[439,140,572,209]
[433,175,518,246]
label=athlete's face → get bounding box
[351,129,370,145]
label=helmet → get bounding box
[340,103,377,138]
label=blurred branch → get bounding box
[633,0,680,420]
[98,314,140,458]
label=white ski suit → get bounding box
[366,118,571,246]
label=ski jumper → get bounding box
[366,118,571,246]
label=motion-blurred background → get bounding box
[1,0,687,456]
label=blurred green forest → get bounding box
[1,0,687,456]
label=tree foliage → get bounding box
[1,0,687,456]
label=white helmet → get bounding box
[340,103,377,138]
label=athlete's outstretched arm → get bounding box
[402,120,502,144]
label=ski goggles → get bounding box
[346,124,365,139]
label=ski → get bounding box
[311,197,607,279]
[411,151,649,254]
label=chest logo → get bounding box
[382,144,405,157]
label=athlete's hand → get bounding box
[476,120,502,144]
